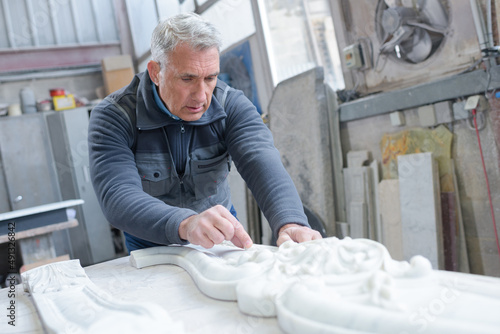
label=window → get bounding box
[201,0,255,51]
[258,0,344,89]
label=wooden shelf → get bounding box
[0,219,78,243]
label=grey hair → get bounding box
[150,12,222,67]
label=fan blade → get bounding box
[400,27,432,63]
[382,7,418,34]
[380,25,414,53]
[417,0,448,29]
[385,0,415,8]
[401,0,417,7]
[384,0,402,8]
[406,20,446,34]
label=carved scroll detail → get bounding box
[22,260,184,333]
[130,237,500,334]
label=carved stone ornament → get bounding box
[130,237,500,334]
[21,260,184,333]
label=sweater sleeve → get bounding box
[223,89,310,238]
[88,98,194,245]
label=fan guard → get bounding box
[375,0,449,64]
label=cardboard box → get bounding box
[101,55,135,95]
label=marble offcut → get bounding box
[398,152,443,269]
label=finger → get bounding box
[212,217,236,241]
[230,235,244,248]
[215,206,253,249]
[199,232,215,249]
[231,221,253,249]
[276,232,293,246]
[197,206,234,243]
[311,230,323,240]
[205,227,226,246]
[216,205,240,229]
[187,215,224,248]
[295,229,315,243]
[278,226,323,245]
[187,226,216,248]
[187,224,213,248]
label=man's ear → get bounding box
[147,60,160,86]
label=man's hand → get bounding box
[179,205,253,249]
[276,223,322,246]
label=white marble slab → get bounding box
[0,256,281,334]
[370,160,382,242]
[347,150,369,168]
[343,167,375,239]
[130,238,500,334]
[378,179,404,261]
[347,201,367,238]
[88,254,281,334]
[451,162,470,273]
[398,153,443,269]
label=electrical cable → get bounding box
[472,108,500,264]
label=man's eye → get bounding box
[182,78,192,82]
[206,77,216,82]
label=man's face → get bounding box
[148,43,220,122]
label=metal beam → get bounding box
[339,66,500,122]
[0,43,121,73]
[0,65,101,83]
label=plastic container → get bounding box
[50,88,66,97]
[37,100,53,112]
[8,104,22,117]
[0,103,7,117]
[19,87,37,114]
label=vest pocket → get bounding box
[136,154,173,197]
[192,153,230,200]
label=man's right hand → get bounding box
[178,205,253,249]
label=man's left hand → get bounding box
[276,223,322,246]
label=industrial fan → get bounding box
[376,0,449,63]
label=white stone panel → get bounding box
[398,152,443,269]
[378,179,404,260]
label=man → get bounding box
[88,12,321,253]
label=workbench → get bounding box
[0,255,281,333]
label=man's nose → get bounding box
[191,81,206,102]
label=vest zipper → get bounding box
[161,126,184,206]
[179,177,184,206]
[179,123,185,206]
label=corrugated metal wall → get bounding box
[0,0,118,50]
